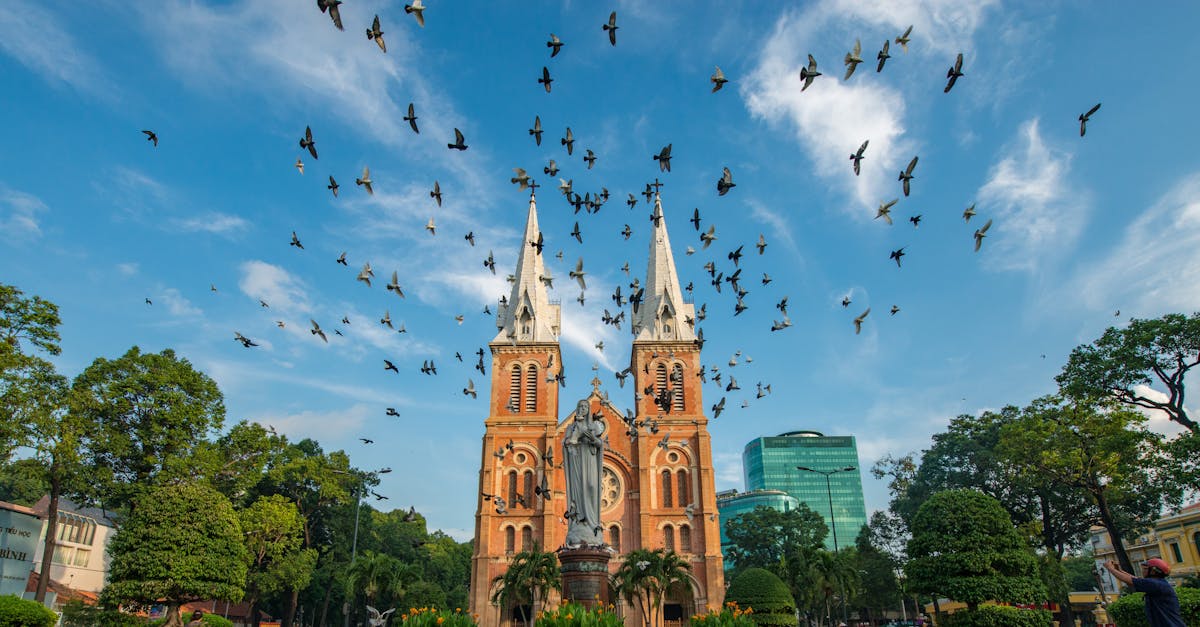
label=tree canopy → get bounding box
[725,568,795,627]
[723,504,827,574]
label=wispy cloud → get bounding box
[255,403,373,443]
[116,262,140,276]
[1071,172,1200,315]
[0,4,115,99]
[238,260,312,314]
[0,186,48,239]
[160,287,202,318]
[977,119,1084,272]
[175,212,250,235]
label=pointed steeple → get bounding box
[495,193,560,343]
[633,193,695,342]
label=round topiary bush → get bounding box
[1108,588,1200,627]
[939,605,1051,627]
[0,595,58,627]
[724,568,795,627]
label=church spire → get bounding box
[633,193,695,342]
[495,193,560,343]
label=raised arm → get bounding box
[1103,560,1134,587]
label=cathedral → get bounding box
[468,192,725,627]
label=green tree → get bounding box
[0,458,49,505]
[905,490,1045,612]
[72,346,226,514]
[723,504,827,574]
[201,421,288,508]
[240,495,317,623]
[724,568,795,627]
[610,549,693,627]
[997,396,1172,573]
[852,526,901,624]
[803,550,858,627]
[490,544,561,627]
[105,482,247,627]
[0,284,62,461]
[346,550,419,618]
[1061,551,1101,592]
[1057,312,1200,432]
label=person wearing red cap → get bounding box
[1103,558,1184,627]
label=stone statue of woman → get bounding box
[563,399,606,547]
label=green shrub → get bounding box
[1108,587,1200,627]
[724,568,795,627]
[939,605,1051,627]
[534,603,624,627]
[150,612,234,627]
[0,595,57,627]
[60,599,147,627]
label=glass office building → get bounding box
[743,430,867,551]
[715,489,799,569]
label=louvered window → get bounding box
[677,470,690,507]
[680,525,692,553]
[521,526,533,551]
[655,364,668,398]
[664,525,675,552]
[661,469,673,508]
[672,364,685,411]
[505,527,515,553]
[525,365,538,412]
[509,365,522,412]
[610,526,621,552]
[523,471,534,508]
[507,471,518,504]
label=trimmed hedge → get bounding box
[939,605,1051,627]
[0,595,57,627]
[151,613,234,627]
[60,599,148,627]
[724,569,795,627]
[1108,587,1200,627]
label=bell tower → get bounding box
[471,193,564,626]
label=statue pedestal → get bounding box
[558,547,612,608]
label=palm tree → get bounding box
[491,544,561,627]
[806,550,860,627]
[346,551,419,612]
[611,549,694,627]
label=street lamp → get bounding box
[798,465,856,625]
[334,468,383,627]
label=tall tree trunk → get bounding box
[164,602,183,627]
[282,588,298,627]
[1093,490,1133,573]
[34,474,60,603]
[319,582,333,627]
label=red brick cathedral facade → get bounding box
[469,194,725,627]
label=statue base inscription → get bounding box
[558,546,612,608]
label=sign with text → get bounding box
[0,508,42,597]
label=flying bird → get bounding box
[963,203,977,222]
[854,308,870,335]
[756,233,767,255]
[356,166,373,195]
[571,221,582,243]
[484,251,496,274]
[800,54,821,91]
[547,33,563,57]
[653,144,672,172]
[386,271,404,297]
[317,0,344,30]
[448,128,468,151]
[890,247,906,268]
[850,140,868,176]
[425,217,437,235]
[539,66,554,93]
[583,149,596,169]
[290,231,304,249]
[327,175,339,197]
[711,66,729,92]
[386,408,400,417]
[570,258,587,290]
[561,127,574,155]
[357,263,373,287]
[944,53,964,93]
[234,332,258,348]
[430,180,442,206]
[360,438,373,445]
[896,25,913,52]
[366,15,386,53]
[909,214,922,228]
[545,160,559,177]
[529,116,543,145]
[843,39,863,80]
[511,168,531,190]
[299,125,318,159]
[464,379,477,398]
[973,219,993,252]
[899,156,918,196]
[404,0,425,28]
[691,208,701,230]
[465,232,475,246]
[404,103,419,133]
[336,252,348,265]
[700,224,717,249]
[717,167,735,196]
[310,319,328,343]
[603,11,618,46]
[890,305,901,315]
[876,40,890,72]
[875,198,897,224]
[1079,103,1101,137]
[141,130,158,146]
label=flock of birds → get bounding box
[126,5,1107,507]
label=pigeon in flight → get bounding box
[944,53,964,93]
[909,214,922,228]
[295,158,304,175]
[756,234,767,255]
[425,217,437,236]
[448,128,468,151]
[963,203,977,222]
[356,166,373,195]
[876,40,890,72]
[890,247,906,268]
[142,130,158,146]
[850,140,868,176]
[711,66,729,92]
[386,271,404,297]
[234,332,258,348]
[890,305,901,315]
[357,262,373,287]
[717,167,735,196]
[899,156,918,196]
[875,199,897,224]
[385,408,400,417]
[290,231,304,249]
[603,11,618,46]
[539,66,554,93]
[800,54,821,91]
[1079,103,1101,137]
[973,219,993,252]
[327,175,339,197]
[430,180,442,207]
[570,258,587,290]
[561,127,574,155]
[310,319,328,343]
[366,15,386,53]
[844,39,863,80]
[299,125,318,159]
[545,160,559,177]
[653,144,672,172]
[896,25,913,52]
[463,379,477,398]
[336,252,348,265]
[465,231,475,246]
[404,103,419,133]
[404,0,425,28]
[511,168,531,190]
[854,308,870,335]
[529,116,542,145]
[583,149,596,169]
[547,33,563,57]
[317,0,343,30]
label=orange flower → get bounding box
[437,617,445,625]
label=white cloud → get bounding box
[116,262,140,276]
[1073,172,1200,315]
[176,212,250,235]
[160,287,202,318]
[0,186,47,239]
[238,260,312,314]
[256,403,373,443]
[976,118,1084,272]
[0,4,115,98]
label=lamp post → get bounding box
[334,469,379,627]
[798,465,856,626]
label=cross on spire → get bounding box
[650,178,664,193]
[529,179,540,193]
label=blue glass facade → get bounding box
[743,430,868,551]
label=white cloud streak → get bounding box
[0,186,48,239]
[0,4,115,98]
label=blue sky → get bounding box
[3,1,1198,541]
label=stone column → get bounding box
[558,547,612,609]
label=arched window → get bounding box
[655,363,668,398]
[663,525,675,552]
[610,526,621,552]
[509,365,522,412]
[523,471,534,508]
[521,526,533,551]
[505,527,515,554]
[661,469,673,508]
[679,525,692,553]
[671,364,685,411]
[507,470,518,504]
[677,470,690,507]
[524,364,539,412]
